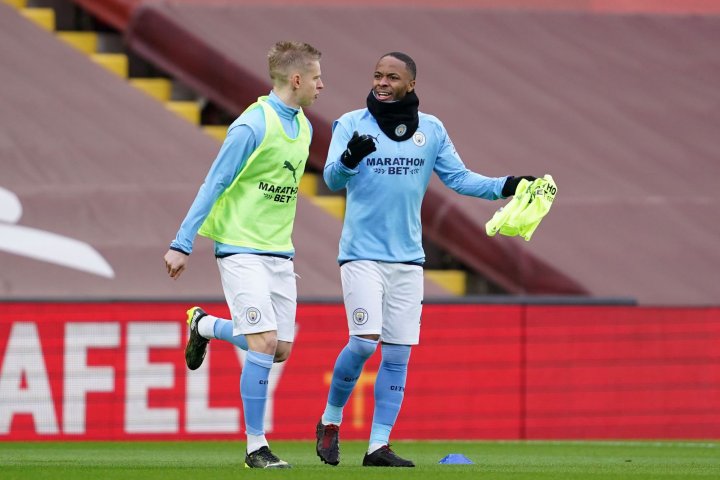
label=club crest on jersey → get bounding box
[412,131,426,146]
[246,307,261,325]
[352,308,369,325]
[394,124,407,137]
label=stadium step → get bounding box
[308,196,345,219]
[20,7,55,31]
[202,125,229,143]
[56,31,98,55]
[4,0,26,9]
[129,78,173,102]
[91,53,129,78]
[298,173,319,196]
[425,270,467,296]
[165,101,201,125]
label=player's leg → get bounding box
[363,263,422,467]
[215,256,256,350]
[268,255,297,363]
[317,261,382,465]
[242,335,275,454]
[199,310,288,361]
[324,337,378,421]
[182,306,249,370]
[240,341,291,469]
[316,335,377,466]
[209,317,289,363]
[183,255,252,370]
[362,343,413,467]
[220,254,290,468]
[212,318,249,350]
[324,261,384,422]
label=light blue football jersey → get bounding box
[324,107,507,264]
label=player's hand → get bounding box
[502,176,537,197]
[340,131,376,169]
[164,249,189,280]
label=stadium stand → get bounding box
[1,3,461,300]
[122,1,720,304]
[2,0,720,305]
[68,0,720,28]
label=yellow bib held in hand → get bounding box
[486,174,557,241]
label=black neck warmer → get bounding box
[366,90,419,142]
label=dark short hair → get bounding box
[380,52,416,79]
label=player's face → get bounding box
[373,56,415,102]
[295,60,323,108]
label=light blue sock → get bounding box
[323,336,378,424]
[369,344,411,447]
[214,319,248,350]
[241,350,273,436]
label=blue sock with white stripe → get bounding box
[213,318,248,350]
[369,344,411,450]
[241,350,273,436]
[323,336,378,425]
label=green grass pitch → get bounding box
[2,440,718,479]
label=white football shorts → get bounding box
[340,260,424,345]
[217,254,296,342]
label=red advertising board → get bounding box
[0,302,718,440]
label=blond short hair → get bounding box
[268,41,322,86]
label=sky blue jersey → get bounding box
[324,107,506,264]
[170,91,312,257]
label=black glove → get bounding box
[340,131,376,169]
[502,176,537,197]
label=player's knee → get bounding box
[246,332,278,356]
[348,335,379,359]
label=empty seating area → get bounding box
[2,0,719,304]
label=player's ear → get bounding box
[291,72,302,90]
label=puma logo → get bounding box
[283,160,301,183]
